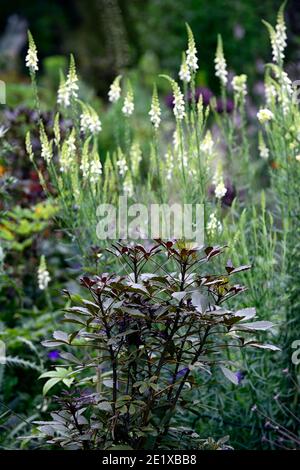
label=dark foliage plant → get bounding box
[37,240,276,450]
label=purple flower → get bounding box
[48,350,60,361]
[235,370,245,384]
[216,98,234,114]
[233,24,245,40]
[189,87,213,106]
[175,367,189,379]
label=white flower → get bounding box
[122,85,134,116]
[130,141,142,175]
[80,136,91,179]
[89,155,102,184]
[38,255,51,290]
[116,152,128,176]
[213,167,227,199]
[295,155,300,162]
[207,212,222,236]
[108,75,122,103]
[40,125,53,164]
[80,106,102,135]
[41,143,52,163]
[232,74,247,100]
[57,56,79,107]
[60,130,76,172]
[123,174,133,197]
[215,181,227,199]
[66,55,79,99]
[165,150,174,181]
[25,32,38,72]
[265,83,277,105]
[259,144,269,159]
[57,77,70,107]
[257,108,274,124]
[215,35,227,86]
[149,85,161,129]
[179,58,191,83]
[200,131,214,155]
[186,24,198,72]
[172,81,185,120]
[182,152,188,168]
[258,132,269,159]
[173,130,180,150]
[268,5,287,64]
[273,69,292,115]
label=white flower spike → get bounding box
[26,31,38,73]
[215,35,228,87]
[108,75,122,103]
[149,84,161,129]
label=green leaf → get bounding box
[53,330,69,343]
[233,321,274,331]
[220,366,239,385]
[43,378,61,395]
[235,307,256,321]
[246,343,280,351]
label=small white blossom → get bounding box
[38,255,51,290]
[80,141,90,178]
[232,74,247,100]
[295,154,300,162]
[273,69,293,115]
[257,108,274,124]
[57,76,70,107]
[213,167,227,199]
[89,158,102,184]
[215,35,228,86]
[122,85,134,116]
[149,85,161,129]
[207,212,222,236]
[60,130,76,172]
[179,57,191,83]
[123,174,134,197]
[173,129,180,151]
[108,75,122,103]
[215,181,227,199]
[258,131,269,159]
[116,151,128,176]
[130,141,142,175]
[172,81,185,120]
[182,152,188,168]
[267,4,287,64]
[165,150,174,180]
[40,125,53,164]
[186,24,198,72]
[66,55,79,99]
[259,144,269,159]
[80,106,102,135]
[25,32,38,72]
[265,83,277,105]
[200,131,214,155]
[57,55,79,107]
